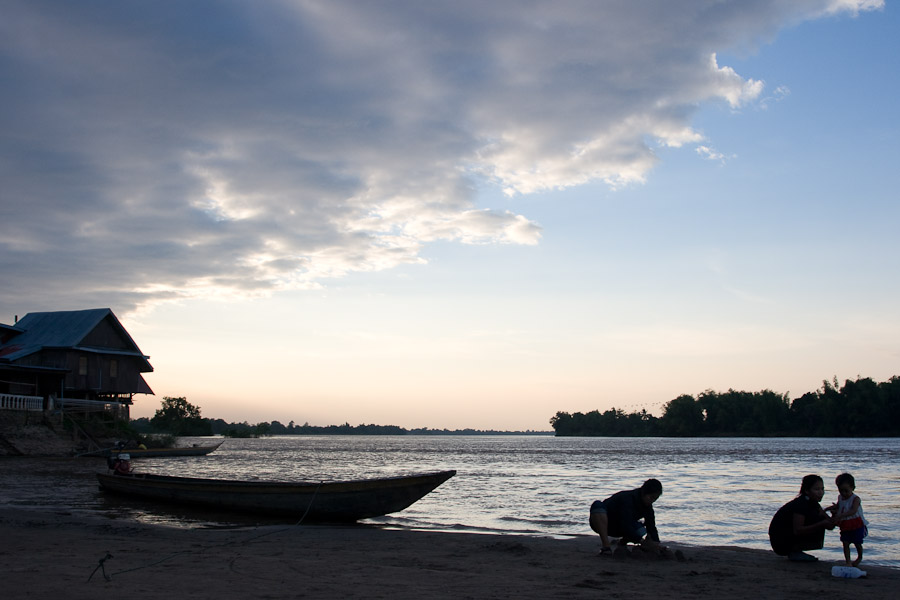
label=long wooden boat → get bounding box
[84,441,224,458]
[96,469,456,521]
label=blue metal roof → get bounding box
[0,308,151,370]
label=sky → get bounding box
[2,1,898,430]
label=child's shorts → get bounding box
[840,525,868,545]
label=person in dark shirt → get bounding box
[768,474,835,561]
[590,478,664,555]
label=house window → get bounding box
[110,359,118,378]
[79,356,88,376]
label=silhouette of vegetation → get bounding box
[550,376,900,437]
[146,396,213,436]
[132,400,552,436]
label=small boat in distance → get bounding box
[116,441,224,458]
[83,441,224,459]
[96,469,456,522]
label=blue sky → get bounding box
[1,1,897,429]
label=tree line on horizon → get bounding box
[550,375,900,437]
[131,397,551,437]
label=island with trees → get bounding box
[550,376,900,437]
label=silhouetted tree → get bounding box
[660,394,704,436]
[149,396,212,435]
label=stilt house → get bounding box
[0,308,153,417]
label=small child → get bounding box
[826,473,868,566]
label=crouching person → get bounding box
[590,478,665,555]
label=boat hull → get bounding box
[96,470,456,521]
[85,441,223,458]
[117,442,223,458]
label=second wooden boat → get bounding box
[116,441,224,458]
[84,441,224,459]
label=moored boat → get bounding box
[83,441,224,458]
[115,441,224,458]
[96,469,456,521]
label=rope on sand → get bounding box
[87,482,323,583]
[86,552,113,582]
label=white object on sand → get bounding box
[831,566,867,578]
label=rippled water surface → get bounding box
[3,436,898,566]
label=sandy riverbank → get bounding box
[2,504,897,600]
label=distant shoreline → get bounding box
[129,416,556,438]
[221,432,897,438]
[215,429,557,438]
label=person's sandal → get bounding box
[599,546,612,556]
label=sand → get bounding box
[3,504,897,600]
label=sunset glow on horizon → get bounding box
[2,1,897,430]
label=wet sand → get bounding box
[3,503,898,599]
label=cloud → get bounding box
[821,0,884,16]
[695,145,735,164]
[759,85,791,110]
[0,0,883,315]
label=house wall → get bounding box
[18,349,144,399]
[0,378,34,396]
[80,317,133,351]
[0,368,64,400]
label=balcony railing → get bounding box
[1,394,130,418]
[0,393,43,412]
